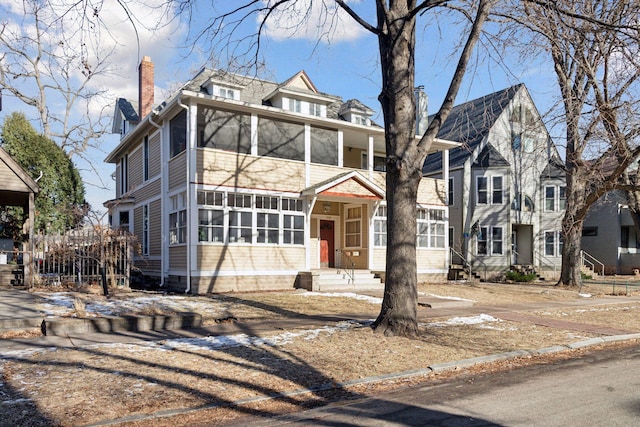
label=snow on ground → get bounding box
[299,292,383,304]
[34,292,231,318]
[418,292,475,302]
[426,313,501,328]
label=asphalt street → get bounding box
[235,344,640,426]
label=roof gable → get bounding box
[472,143,510,168]
[423,84,523,174]
[302,171,385,200]
[0,146,40,195]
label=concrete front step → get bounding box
[311,269,384,291]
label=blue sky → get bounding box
[0,0,562,216]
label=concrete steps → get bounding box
[311,269,384,292]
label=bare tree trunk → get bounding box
[372,4,421,337]
[560,213,584,287]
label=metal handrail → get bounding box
[580,250,605,276]
[449,247,487,282]
[533,249,557,278]
[338,249,355,284]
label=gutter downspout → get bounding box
[177,98,191,294]
[148,112,163,287]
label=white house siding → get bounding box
[538,176,565,276]
[470,166,512,275]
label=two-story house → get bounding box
[106,57,457,293]
[423,84,565,281]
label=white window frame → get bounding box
[491,226,504,255]
[256,195,280,244]
[289,98,302,113]
[196,191,305,246]
[142,204,149,256]
[417,208,446,249]
[169,192,187,245]
[282,197,304,245]
[544,185,567,212]
[310,102,323,117]
[373,205,387,247]
[476,175,504,205]
[198,190,225,243]
[344,204,362,249]
[544,230,563,257]
[476,225,503,256]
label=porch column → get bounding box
[443,149,450,268]
[337,130,344,167]
[367,135,374,180]
[305,196,317,270]
[305,124,311,187]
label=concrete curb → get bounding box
[83,334,640,427]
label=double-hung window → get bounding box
[544,231,563,257]
[417,208,446,248]
[169,192,187,245]
[256,196,279,244]
[289,98,302,113]
[477,177,488,204]
[282,198,304,245]
[477,175,503,205]
[228,193,252,243]
[198,190,224,243]
[345,205,362,248]
[374,205,387,247]
[545,185,567,212]
[477,226,503,255]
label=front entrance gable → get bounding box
[302,171,384,200]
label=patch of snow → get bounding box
[418,292,475,302]
[578,293,592,298]
[426,313,501,327]
[300,292,383,305]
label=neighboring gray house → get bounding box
[423,84,565,280]
[581,188,640,275]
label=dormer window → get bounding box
[353,115,369,126]
[203,77,243,101]
[311,103,322,117]
[288,98,302,113]
[219,87,236,99]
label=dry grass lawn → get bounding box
[1,281,639,427]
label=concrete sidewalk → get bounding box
[2,288,640,355]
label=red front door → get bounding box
[320,220,335,268]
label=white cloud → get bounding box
[259,0,367,43]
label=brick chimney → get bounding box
[138,56,154,120]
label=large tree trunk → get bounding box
[560,168,586,287]
[372,4,422,337]
[560,213,584,287]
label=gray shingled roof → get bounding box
[176,68,374,123]
[117,98,139,122]
[472,143,510,168]
[423,84,524,174]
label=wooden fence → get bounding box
[23,227,137,288]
